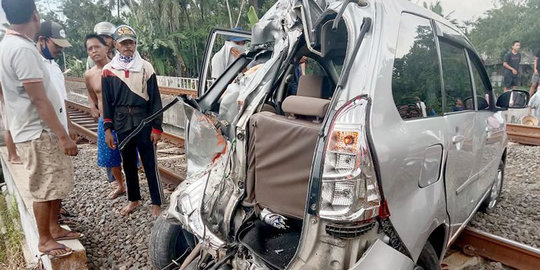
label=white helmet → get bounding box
[94,22,116,37]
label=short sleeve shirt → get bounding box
[0,31,67,143]
[42,57,68,125]
[503,52,521,74]
[536,50,540,74]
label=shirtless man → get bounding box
[84,34,126,199]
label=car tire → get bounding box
[480,160,504,213]
[415,242,440,270]
[149,215,197,269]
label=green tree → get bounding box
[468,0,540,61]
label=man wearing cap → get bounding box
[102,25,164,217]
[84,34,126,199]
[36,21,75,138]
[87,21,116,71]
[211,29,248,79]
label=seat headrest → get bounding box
[282,96,330,118]
[297,75,324,98]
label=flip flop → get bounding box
[55,230,84,241]
[40,244,73,259]
[9,160,23,165]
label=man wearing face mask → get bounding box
[35,20,79,225]
[102,25,164,217]
[35,21,75,137]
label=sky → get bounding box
[0,0,497,27]
[429,0,496,22]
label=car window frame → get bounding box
[391,12,445,121]
[466,49,496,112]
[437,37,476,115]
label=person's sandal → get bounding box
[54,230,84,241]
[39,244,73,259]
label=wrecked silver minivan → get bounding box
[147,0,529,269]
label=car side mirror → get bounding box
[496,90,529,109]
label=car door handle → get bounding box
[452,135,465,144]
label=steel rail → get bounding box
[65,77,198,97]
[65,100,185,184]
[506,123,540,146]
[454,227,540,270]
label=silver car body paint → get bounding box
[350,240,415,270]
[164,0,510,268]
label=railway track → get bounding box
[453,227,540,270]
[506,123,540,146]
[66,100,185,185]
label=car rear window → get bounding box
[392,13,443,120]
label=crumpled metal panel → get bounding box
[350,240,415,270]
[167,0,304,249]
[166,101,227,249]
[202,0,304,242]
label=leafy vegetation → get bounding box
[469,0,540,61]
[37,0,274,77]
[31,0,540,78]
[0,193,25,269]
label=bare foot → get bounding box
[108,187,126,200]
[151,205,162,217]
[120,201,141,216]
[8,155,22,164]
[110,180,119,187]
[38,239,72,257]
[50,227,83,241]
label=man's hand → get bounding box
[231,47,241,59]
[535,70,538,75]
[512,69,518,75]
[60,136,78,156]
[90,107,100,120]
[150,133,161,145]
[105,129,116,150]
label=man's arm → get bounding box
[24,82,77,156]
[101,73,117,149]
[0,84,3,103]
[502,53,517,74]
[535,57,538,75]
[84,71,100,119]
[147,73,163,145]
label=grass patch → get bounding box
[0,191,25,269]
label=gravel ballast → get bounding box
[469,143,540,248]
[62,142,539,269]
[64,144,172,269]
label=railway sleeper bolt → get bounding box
[462,244,477,257]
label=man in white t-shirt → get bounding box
[0,82,22,163]
[35,21,76,139]
[0,0,80,258]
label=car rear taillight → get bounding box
[319,96,383,222]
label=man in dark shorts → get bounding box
[503,40,521,92]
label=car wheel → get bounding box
[149,215,197,269]
[480,160,504,213]
[415,242,441,270]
